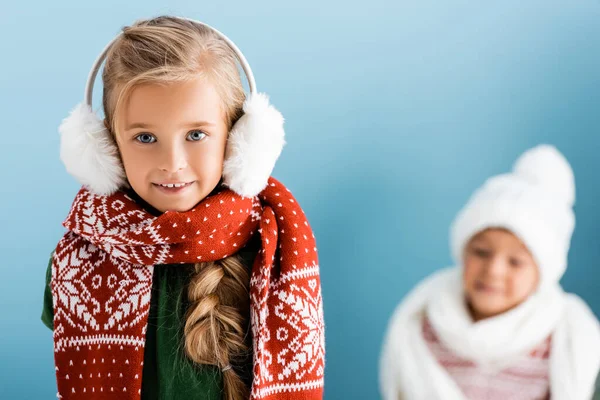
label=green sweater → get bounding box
[42,239,259,400]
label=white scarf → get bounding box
[380,268,600,400]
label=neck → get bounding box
[124,187,163,216]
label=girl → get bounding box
[41,16,325,400]
[380,145,600,400]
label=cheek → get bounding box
[463,257,482,287]
[189,138,227,176]
[119,146,136,169]
[119,145,150,181]
[507,269,539,300]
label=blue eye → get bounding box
[135,133,156,144]
[187,130,207,142]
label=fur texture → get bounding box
[59,104,126,195]
[59,93,285,198]
[223,93,286,197]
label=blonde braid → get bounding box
[184,254,251,400]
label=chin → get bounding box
[468,293,510,318]
[161,205,195,213]
[145,184,215,213]
[157,199,201,213]
[477,306,505,318]
[474,301,511,318]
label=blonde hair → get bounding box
[102,16,245,134]
[101,16,250,399]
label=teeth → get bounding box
[158,183,188,188]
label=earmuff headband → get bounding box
[61,16,285,198]
[84,17,257,107]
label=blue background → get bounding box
[1,0,599,398]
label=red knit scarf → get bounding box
[51,177,324,400]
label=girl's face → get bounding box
[463,229,539,321]
[114,77,228,213]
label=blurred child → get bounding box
[380,145,600,400]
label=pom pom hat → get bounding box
[450,145,576,287]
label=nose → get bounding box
[158,142,188,173]
[485,255,506,278]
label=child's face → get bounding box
[463,229,539,321]
[114,77,228,213]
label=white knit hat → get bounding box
[450,144,576,287]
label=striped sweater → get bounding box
[422,316,551,400]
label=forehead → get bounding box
[121,77,224,128]
[470,229,529,252]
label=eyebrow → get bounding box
[125,121,216,131]
[469,237,489,246]
[470,238,530,255]
[514,246,531,256]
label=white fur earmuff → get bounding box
[59,104,126,196]
[59,18,285,198]
[222,93,285,197]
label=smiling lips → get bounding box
[152,181,195,193]
[475,281,503,294]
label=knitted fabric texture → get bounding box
[50,177,325,400]
[422,317,551,400]
[450,145,575,287]
[379,268,600,400]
